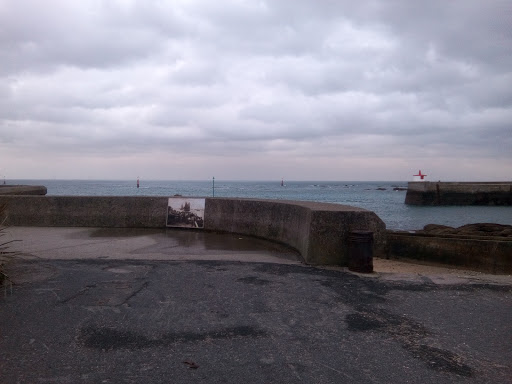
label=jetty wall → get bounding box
[386,231,512,274]
[0,185,47,196]
[405,181,512,205]
[0,195,386,266]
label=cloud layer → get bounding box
[1,0,511,180]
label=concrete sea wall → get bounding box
[0,195,386,266]
[405,181,512,205]
[0,185,47,196]
[387,231,512,274]
[206,199,385,265]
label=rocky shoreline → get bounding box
[414,223,512,238]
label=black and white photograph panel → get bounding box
[167,198,205,228]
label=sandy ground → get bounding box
[370,257,512,285]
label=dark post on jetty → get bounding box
[348,230,374,273]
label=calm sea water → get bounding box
[11,179,512,230]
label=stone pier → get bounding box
[405,181,512,205]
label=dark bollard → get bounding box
[348,230,374,273]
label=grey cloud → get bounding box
[0,1,184,74]
[373,0,512,73]
[0,0,510,180]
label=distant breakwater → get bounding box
[405,182,512,206]
[0,185,47,195]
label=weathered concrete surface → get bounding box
[386,231,512,274]
[0,196,386,265]
[3,226,302,264]
[0,184,47,195]
[0,227,511,384]
[405,181,512,205]
[0,196,168,228]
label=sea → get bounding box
[10,179,512,231]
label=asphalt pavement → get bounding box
[1,227,511,384]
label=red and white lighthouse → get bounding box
[413,170,427,181]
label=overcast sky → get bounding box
[1,0,511,181]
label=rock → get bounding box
[421,224,456,235]
[456,223,512,237]
[420,223,512,237]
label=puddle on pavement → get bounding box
[88,228,164,238]
[88,227,302,261]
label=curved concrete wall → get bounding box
[205,198,385,265]
[0,195,385,266]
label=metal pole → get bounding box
[212,177,215,197]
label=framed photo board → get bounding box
[166,197,205,228]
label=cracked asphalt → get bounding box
[1,227,511,383]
